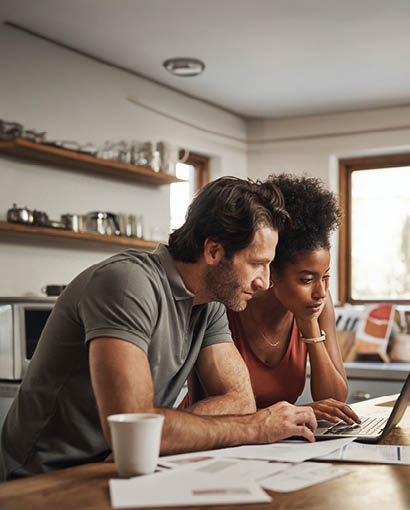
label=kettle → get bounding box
[7,203,34,224]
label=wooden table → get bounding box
[1,416,409,510]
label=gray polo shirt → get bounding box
[0,245,233,479]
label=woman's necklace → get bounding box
[245,302,288,349]
[258,327,280,347]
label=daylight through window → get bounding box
[339,156,410,303]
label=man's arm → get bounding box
[185,342,256,415]
[89,337,317,455]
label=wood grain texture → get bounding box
[0,420,409,510]
[0,138,183,186]
[0,221,159,251]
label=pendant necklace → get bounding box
[258,328,280,348]
[247,306,281,348]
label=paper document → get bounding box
[259,461,350,492]
[109,468,271,509]
[317,442,410,464]
[160,455,289,481]
[161,437,355,464]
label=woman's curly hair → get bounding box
[268,173,342,275]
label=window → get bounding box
[169,152,209,231]
[339,154,410,303]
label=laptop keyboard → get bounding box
[322,416,387,436]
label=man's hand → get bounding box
[255,401,317,443]
[302,399,361,425]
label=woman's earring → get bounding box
[269,280,274,289]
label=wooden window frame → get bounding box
[179,151,210,192]
[339,153,410,304]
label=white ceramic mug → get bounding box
[108,413,164,477]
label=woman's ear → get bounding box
[203,238,225,265]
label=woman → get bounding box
[227,173,359,424]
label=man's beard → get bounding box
[205,257,246,311]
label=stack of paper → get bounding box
[185,436,355,463]
[109,438,355,508]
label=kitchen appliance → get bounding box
[0,297,55,381]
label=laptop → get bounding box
[315,371,410,444]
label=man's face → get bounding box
[205,226,278,311]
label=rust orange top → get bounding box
[227,309,308,408]
[179,310,308,410]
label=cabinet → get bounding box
[0,138,183,250]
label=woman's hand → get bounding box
[294,298,327,339]
[301,399,361,425]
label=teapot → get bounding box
[7,204,34,224]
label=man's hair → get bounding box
[168,176,289,263]
[268,173,342,275]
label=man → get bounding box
[0,176,317,480]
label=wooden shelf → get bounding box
[0,138,183,186]
[0,221,160,251]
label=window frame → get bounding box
[339,153,410,304]
[179,151,210,193]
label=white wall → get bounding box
[2,23,410,298]
[246,107,410,299]
[0,25,247,296]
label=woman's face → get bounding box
[271,248,330,319]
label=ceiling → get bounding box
[2,0,410,119]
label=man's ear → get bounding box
[270,266,280,284]
[203,238,225,265]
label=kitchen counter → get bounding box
[306,361,410,380]
[343,361,410,380]
[299,362,410,405]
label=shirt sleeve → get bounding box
[201,302,233,349]
[78,259,158,353]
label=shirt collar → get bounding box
[154,244,195,301]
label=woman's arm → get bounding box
[296,293,360,424]
[307,292,348,401]
[295,292,348,401]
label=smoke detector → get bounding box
[163,57,205,77]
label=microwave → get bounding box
[0,298,55,381]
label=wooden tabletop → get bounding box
[1,417,409,510]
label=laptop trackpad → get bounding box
[316,420,342,434]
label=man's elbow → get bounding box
[233,389,256,414]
